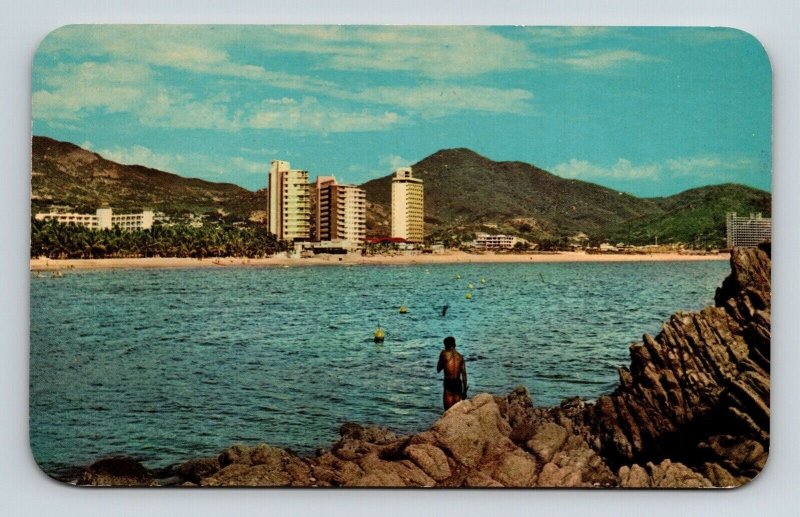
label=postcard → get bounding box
[30,25,771,488]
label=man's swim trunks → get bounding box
[443,377,463,394]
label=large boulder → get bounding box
[490,449,539,487]
[218,444,252,467]
[77,456,155,486]
[176,457,220,484]
[463,471,504,488]
[647,460,713,488]
[202,443,312,487]
[701,462,744,488]
[499,385,541,443]
[429,393,514,468]
[346,453,435,487]
[330,423,402,462]
[618,460,713,488]
[536,435,615,487]
[338,422,400,445]
[201,463,291,487]
[527,423,569,463]
[696,435,767,478]
[404,443,451,481]
[618,464,650,488]
[537,462,583,487]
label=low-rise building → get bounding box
[35,208,154,231]
[293,240,362,256]
[473,233,519,250]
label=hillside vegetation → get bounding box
[32,136,267,221]
[361,148,771,247]
[32,137,771,247]
[601,184,772,247]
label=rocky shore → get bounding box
[73,245,770,488]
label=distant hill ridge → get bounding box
[32,136,771,246]
[32,136,267,221]
[362,148,771,246]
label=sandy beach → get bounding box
[30,251,728,271]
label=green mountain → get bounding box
[32,137,770,247]
[32,136,267,221]
[361,148,771,247]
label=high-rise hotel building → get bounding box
[268,160,311,241]
[391,167,424,243]
[315,176,366,243]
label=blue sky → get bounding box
[32,26,771,197]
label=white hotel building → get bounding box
[314,176,366,243]
[391,167,424,243]
[726,212,772,248]
[268,160,312,242]
[34,208,154,231]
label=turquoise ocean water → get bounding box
[30,260,728,475]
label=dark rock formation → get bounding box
[77,456,155,486]
[76,247,769,488]
[586,246,770,485]
[176,457,220,484]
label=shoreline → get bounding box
[30,251,728,271]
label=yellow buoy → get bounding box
[455,273,461,280]
[399,305,408,314]
[465,292,472,300]
[374,327,385,342]
[467,283,474,289]
[480,277,486,284]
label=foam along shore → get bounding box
[30,250,727,271]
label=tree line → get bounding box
[31,218,288,259]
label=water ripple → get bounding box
[30,261,726,472]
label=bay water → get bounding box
[30,260,728,475]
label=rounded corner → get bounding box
[33,24,81,63]
[28,445,83,488]
[716,27,772,76]
[726,445,771,490]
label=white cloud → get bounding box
[666,156,755,176]
[239,146,280,156]
[39,25,541,79]
[33,62,150,120]
[552,158,659,180]
[93,144,186,173]
[346,85,533,115]
[321,27,538,78]
[552,154,760,183]
[525,27,614,43]
[91,144,269,182]
[137,90,241,131]
[33,26,651,133]
[245,97,405,133]
[229,157,270,175]
[38,26,346,92]
[379,154,412,171]
[670,28,743,45]
[560,50,653,70]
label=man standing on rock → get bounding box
[437,336,468,410]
